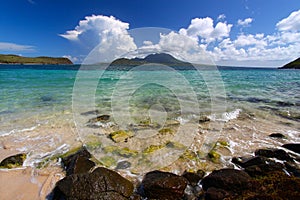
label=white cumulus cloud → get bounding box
[237,18,253,27]
[179,17,232,43]
[60,15,137,62]
[276,9,300,32]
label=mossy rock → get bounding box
[99,156,117,167]
[109,130,134,143]
[217,140,229,147]
[165,120,180,126]
[179,150,199,161]
[166,141,186,150]
[139,119,151,125]
[85,141,102,150]
[116,147,138,158]
[208,150,221,163]
[37,146,84,169]
[143,145,164,154]
[60,146,83,158]
[102,145,119,153]
[0,153,27,169]
[158,128,174,135]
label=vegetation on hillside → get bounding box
[0,54,73,65]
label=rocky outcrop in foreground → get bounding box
[1,144,300,199]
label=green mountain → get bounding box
[0,54,73,65]
[109,53,194,69]
[279,57,300,69]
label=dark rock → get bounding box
[138,170,188,200]
[282,143,300,154]
[62,147,94,176]
[255,148,293,161]
[285,162,300,177]
[129,194,142,200]
[232,156,267,168]
[205,187,230,200]
[244,160,285,177]
[182,170,205,186]
[65,156,95,176]
[115,161,131,170]
[199,116,210,123]
[53,167,134,200]
[201,169,252,192]
[88,114,110,123]
[269,133,286,139]
[0,153,26,169]
[81,110,100,116]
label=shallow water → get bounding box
[0,65,299,173]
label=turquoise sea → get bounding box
[1,65,299,125]
[0,64,299,171]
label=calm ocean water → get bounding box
[0,64,299,135]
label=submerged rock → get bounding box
[269,133,287,139]
[53,167,134,200]
[138,170,187,200]
[282,143,300,154]
[115,161,131,170]
[0,153,26,169]
[109,130,134,143]
[88,114,110,122]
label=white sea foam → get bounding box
[208,109,242,122]
[0,124,40,137]
[23,143,70,167]
[285,130,300,143]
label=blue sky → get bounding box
[1,0,299,67]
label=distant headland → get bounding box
[108,53,194,70]
[0,54,73,65]
[279,57,300,69]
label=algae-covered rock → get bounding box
[166,141,186,150]
[85,140,102,150]
[88,114,110,123]
[0,153,26,169]
[158,128,174,135]
[208,150,221,163]
[143,145,164,154]
[180,150,199,161]
[103,145,119,153]
[116,147,138,158]
[217,140,229,147]
[109,130,134,143]
[99,156,117,167]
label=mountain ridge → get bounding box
[109,53,194,69]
